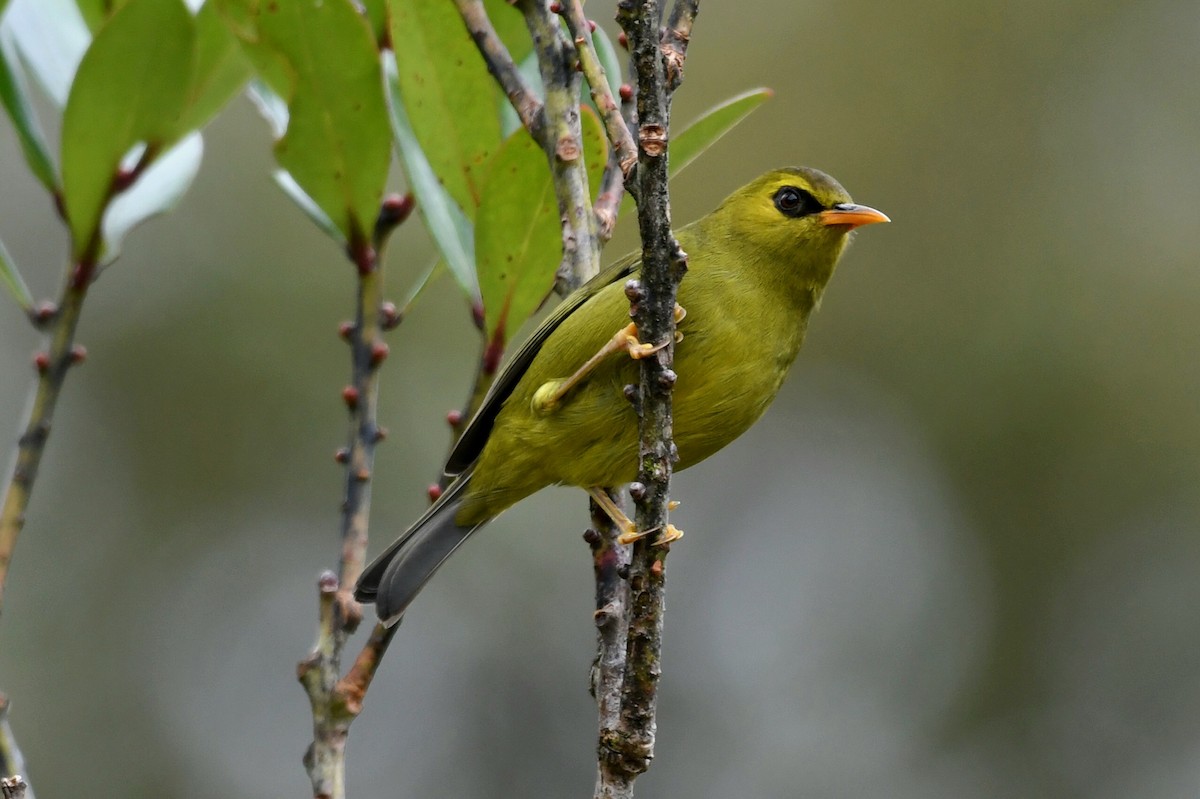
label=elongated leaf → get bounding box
[671,88,773,177]
[621,88,773,216]
[217,0,390,246]
[0,236,34,313]
[61,0,195,258]
[1,0,90,107]
[272,169,345,247]
[475,107,606,344]
[101,133,203,263]
[176,2,249,135]
[0,32,57,190]
[385,52,477,300]
[388,0,502,216]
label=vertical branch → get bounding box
[596,0,697,794]
[0,695,33,799]
[516,0,602,292]
[299,195,412,799]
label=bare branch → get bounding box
[452,0,546,136]
[662,1,699,91]
[561,1,638,182]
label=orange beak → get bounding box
[819,203,890,230]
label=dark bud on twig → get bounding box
[588,19,597,33]
[471,299,486,331]
[70,345,87,365]
[341,386,360,410]
[373,426,389,442]
[318,570,339,594]
[369,341,390,367]
[629,481,647,502]
[334,448,350,464]
[617,31,628,49]
[33,300,57,326]
[617,563,631,580]
[548,1,562,11]
[624,279,644,302]
[382,301,402,330]
[657,369,677,390]
[113,168,137,193]
[446,409,464,427]
[32,352,49,374]
[623,383,641,408]
[619,83,634,102]
[338,321,355,341]
[582,528,601,545]
[376,192,415,232]
[355,467,371,483]
[427,484,443,502]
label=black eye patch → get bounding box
[773,185,823,218]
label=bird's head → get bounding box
[713,166,888,291]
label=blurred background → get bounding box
[2,1,1199,796]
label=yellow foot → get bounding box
[625,332,667,360]
[531,379,565,415]
[617,523,683,547]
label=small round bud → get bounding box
[427,484,443,502]
[624,279,643,302]
[617,564,631,579]
[588,19,597,33]
[617,31,628,49]
[373,427,389,442]
[548,1,561,11]
[334,448,350,464]
[34,301,57,324]
[378,192,415,228]
[342,386,360,409]
[380,302,401,330]
[32,352,49,374]
[619,83,633,102]
[70,345,87,364]
[355,467,371,482]
[338,321,355,341]
[318,571,339,593]
[629,482,647,502]
[446,409,464,427]
[623,384,640,406]
[658,369,676,390]
[582,528,601,545]
[369,341,390,367]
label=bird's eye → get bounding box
[773,186,821,218]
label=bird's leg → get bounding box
[531,303,685,414]
[587,487,637,537]
[589,488,685,547]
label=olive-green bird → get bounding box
[356,166,888,623]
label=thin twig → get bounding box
[595,0,696,793]
[561,0,638,182]
[452,0,545,137]
[594,81,637,243]
[661,1,699,91]
[514,0,601,293]
[300,198,410,799]
[0,695,33,799]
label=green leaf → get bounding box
[0,33,58,190]
[176,1,249,134]
[671,88,773,177]
[272,169,345,247]
[621,88,773,217]
[384,51,478,300]
[482,0,530,63]
[217,0,390,246]
[359,0,387,46]
[61,0,195,258]
[1,0,90,107]
[0,235,34,313]
[475,107,606,344]
[101,133,204,263]
[388,0,502,216]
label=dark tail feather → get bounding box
[354,469,484,624]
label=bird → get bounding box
[355,166,888,623]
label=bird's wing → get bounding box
[443,250,642,477]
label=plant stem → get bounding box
[0,694,33,799]
[0,283,87,616]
